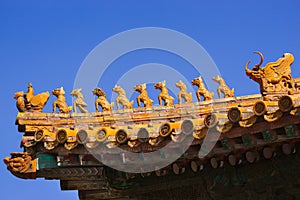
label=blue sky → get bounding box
[1,1,300,199]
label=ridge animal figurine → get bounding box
[154,80,174,106]
[176,80,192,104]
[52,87,72,114]
[93,88,114,112]
[112,85,134,109]
[212,75,234,98]
[245,51,295,95]
[14,82,49,112]
[134,83,153,108]
[70,88,88,113]
[191,76,214,101]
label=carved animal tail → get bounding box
[188,93,193,103]
[129,100,134,109]
[170,96,175,104]
[63,106,73,113]
[79,106,89,113]
[231,88,235,97]
[110,102,115,110]
[68,106,72,113]
[211,92,214,97]
[147,99,154,108]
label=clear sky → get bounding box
[1,1,300,199]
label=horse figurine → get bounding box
[52,87,72,113]
[112,85,134,109]
[212,75,234,98]
[176,80,192,104]
[70,88,88,113]
[191,76,214,101]
[92,88,114,112]
[154,80,174,106]
[134,83,153,108]
[14,82,49,112]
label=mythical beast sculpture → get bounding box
[70,88,88,113]
[93,88,114,112]
[192,76,214,101]
[154,80,174,106]
[212,75,234,98]
[245,52,295,96]
[176,80,192,104]
[112,85,134,109]
[52,87,72,113]
[134,83,153,108]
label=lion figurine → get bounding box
[154,80,174,106]
[92,88,114,112]
[191,76,214,101]
[134,83,153,108]
[52,87,72,114]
